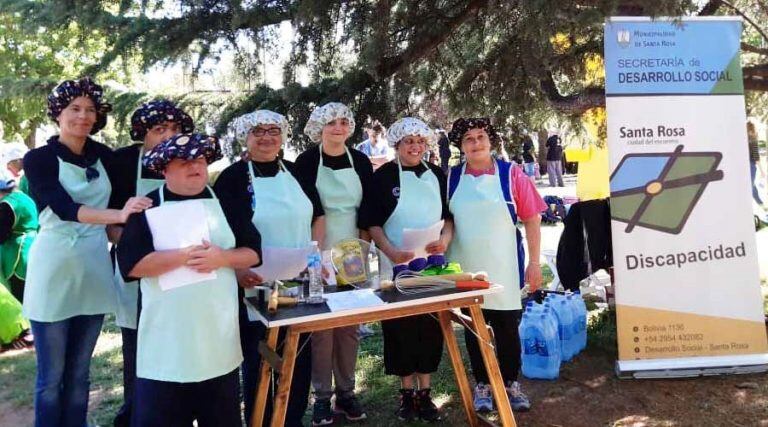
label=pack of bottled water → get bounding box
[520,292,588,379]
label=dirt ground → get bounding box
[515,345,768,427]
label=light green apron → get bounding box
[382,161,442,249]
[0,191,38,284]
[243,161,313,298]
[23,159,116,322]
[114,148,164,329]
[447,163,522,310]
[136,187,242,383]
[315,146,362,251]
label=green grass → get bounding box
[0,316,127,427]
[1,315,501,426]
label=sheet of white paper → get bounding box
[401,220,444,259]
[324,289,385,312]
[252,246,312,281]
[145,200,216,290]
[321,250,337,286]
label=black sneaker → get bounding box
[396,389,417,421]
[312,399,335,426]
[415,388,441,423]
[334,394,367,422]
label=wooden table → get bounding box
[247,285,518,427]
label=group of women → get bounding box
[18,77,545,427]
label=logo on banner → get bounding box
[617,29,631,48]
[609,145,724,234]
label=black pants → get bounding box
[381,314,443,376]
[8,275,24,303]
[463,308,522,384]
[114,327,137,427]
[240,302,312,427]
[131,369,240,427]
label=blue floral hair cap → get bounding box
[47,77,113,134]
[142,133,222,173]
[448,117,500,148]
[130,99,195,141]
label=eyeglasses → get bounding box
[250,127,282,137]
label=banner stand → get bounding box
[616,354,768,379]
[605,16,768,378]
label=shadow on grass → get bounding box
[0,315,127,427]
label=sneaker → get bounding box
[312,399,335,426]
[395,388,417,421]
[506,381,531,412]
[473,382,493,412]
[415,388,441,422]
[334,394,367,422]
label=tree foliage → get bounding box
[2,0,767,150]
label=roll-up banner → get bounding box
[604,17,768,378]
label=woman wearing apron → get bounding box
[215,109,325,426]
[117,133,262,426]
[365,118,453,422]
[22,77,153,426]
[295,102,373,426]
[109,99,194,427]
[446,118,546,413]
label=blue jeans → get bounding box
[30,314,104,427]
[751,162,764,205]
[523,162,536,177]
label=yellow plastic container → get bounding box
[564,147,592,163]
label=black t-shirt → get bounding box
[294,145,374,229]
[213,158,324,220]
[362,160,451,228]
[24,136,120,221]
[116,186,262,282]
[110,144,165,209]
[546,136,563,161]
[0,202,13,243]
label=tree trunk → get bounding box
[24,122,38,149]
[537,129,548,175]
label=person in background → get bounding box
[296,102,372,426]
[436,128,452,174]
[118,133,261,426]
[521,135,536,183]
[356,120,392,170]
[546,133,565,187]
[364,117,452,422]
[446,117,546,414]
[0,169,35,351]
[0,166,37,303]
[748,122,765,207]
[2,143,30,194]
[23,77,153,426]
[109,99,194,427]
[215,109,325,426]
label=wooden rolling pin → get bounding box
[380,271,489,291]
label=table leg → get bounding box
[251,327,280,427]
[438,310,479,427]
[468,304,517,427]
[270,327,301,427]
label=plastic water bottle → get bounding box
[307,241,324,304]
[520,313,560,380]
[553,299,576,361]
[569,294,588,352]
